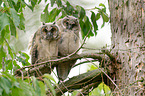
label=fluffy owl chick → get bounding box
[31,23,60,76]
[56,16,80,80]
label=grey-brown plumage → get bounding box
[31,23,60,76]
[56,16,80,80]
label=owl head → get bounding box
[40,23,59,40]
[62,16,80,31]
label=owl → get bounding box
[30,23,60,76]
[56,16,80,80]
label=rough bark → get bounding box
[108,0,145,95]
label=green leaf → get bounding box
[50,0,55,7]
[63,1,75,15]
[38,0,42,4]
[43,74,56,83]
[99,3,106,8]
[0,28,5,45]
[96,13,100,21]
[0,46,6,67]
[99,3,106,13]
[49,8,61,22]
[10,8,20,27]
[0,87,3,96]
[91,11,98,34]
[11,87,24,96]
[44,78,56,96]
[9,18,17,37]
[101,13,109,28]
[13,0,18,4]
[56,0,62,7]
[19,79,37,96]
[0,13,10,32]
[102,13,109,22]
[31,0,37,8]
[22,1,33,11]
[31,76,41,96]
[2,72,17,83]
[18,13,25,30]
[39,81,46,96]
[0,77,12,94]
[41,3,49,23]
[89,82,112,96]
[6,60,13,71]
[80,16,93,39]
[13,60,21,69]
[76,6,85,19]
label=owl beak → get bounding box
[46,32,53,39]
[68,24,72,29]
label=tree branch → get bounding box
[46,69,107,96]
[15,53,107,76]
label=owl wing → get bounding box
[31,45,38,64]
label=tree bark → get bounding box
[108,0,145,95]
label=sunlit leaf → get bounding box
[89,82,112,96]
[0,87,3,96]
[38,0,42,4]
[10,8,20,27]
[99,3,106,13]
[6,60,13,71]
[19,79,37,96]
[41,3,49,23]
[13,0,18,4]
[43,74,56,83]
[39,81,47,96]
[0,77,12,94]
[56,0,62,7]
[49,8,61,22]
[96,13,100,20]
[0,46,6,67]
[102,13,109,22]
[44,78,56,96]
[9,18,17,37]
[18,13,25,30]
[50,0,55,7]
[0,13,10,32]
[31,76,41,96]
[31,0,37,8]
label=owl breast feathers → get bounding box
[30,23,60,76]
[56,16,80,80]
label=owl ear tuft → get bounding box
[42,22,45,25]
[53,22,56,25]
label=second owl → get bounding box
[56,16,80,80]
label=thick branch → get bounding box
[15,53,107,76]
[47,69,107,96]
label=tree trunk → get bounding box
[108,0,145,95]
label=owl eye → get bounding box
[50,27,58,38]
[66,22,69,25]
[72,24,76,28]
[44,28,48,32]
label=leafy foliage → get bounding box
[0,0,109,95]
